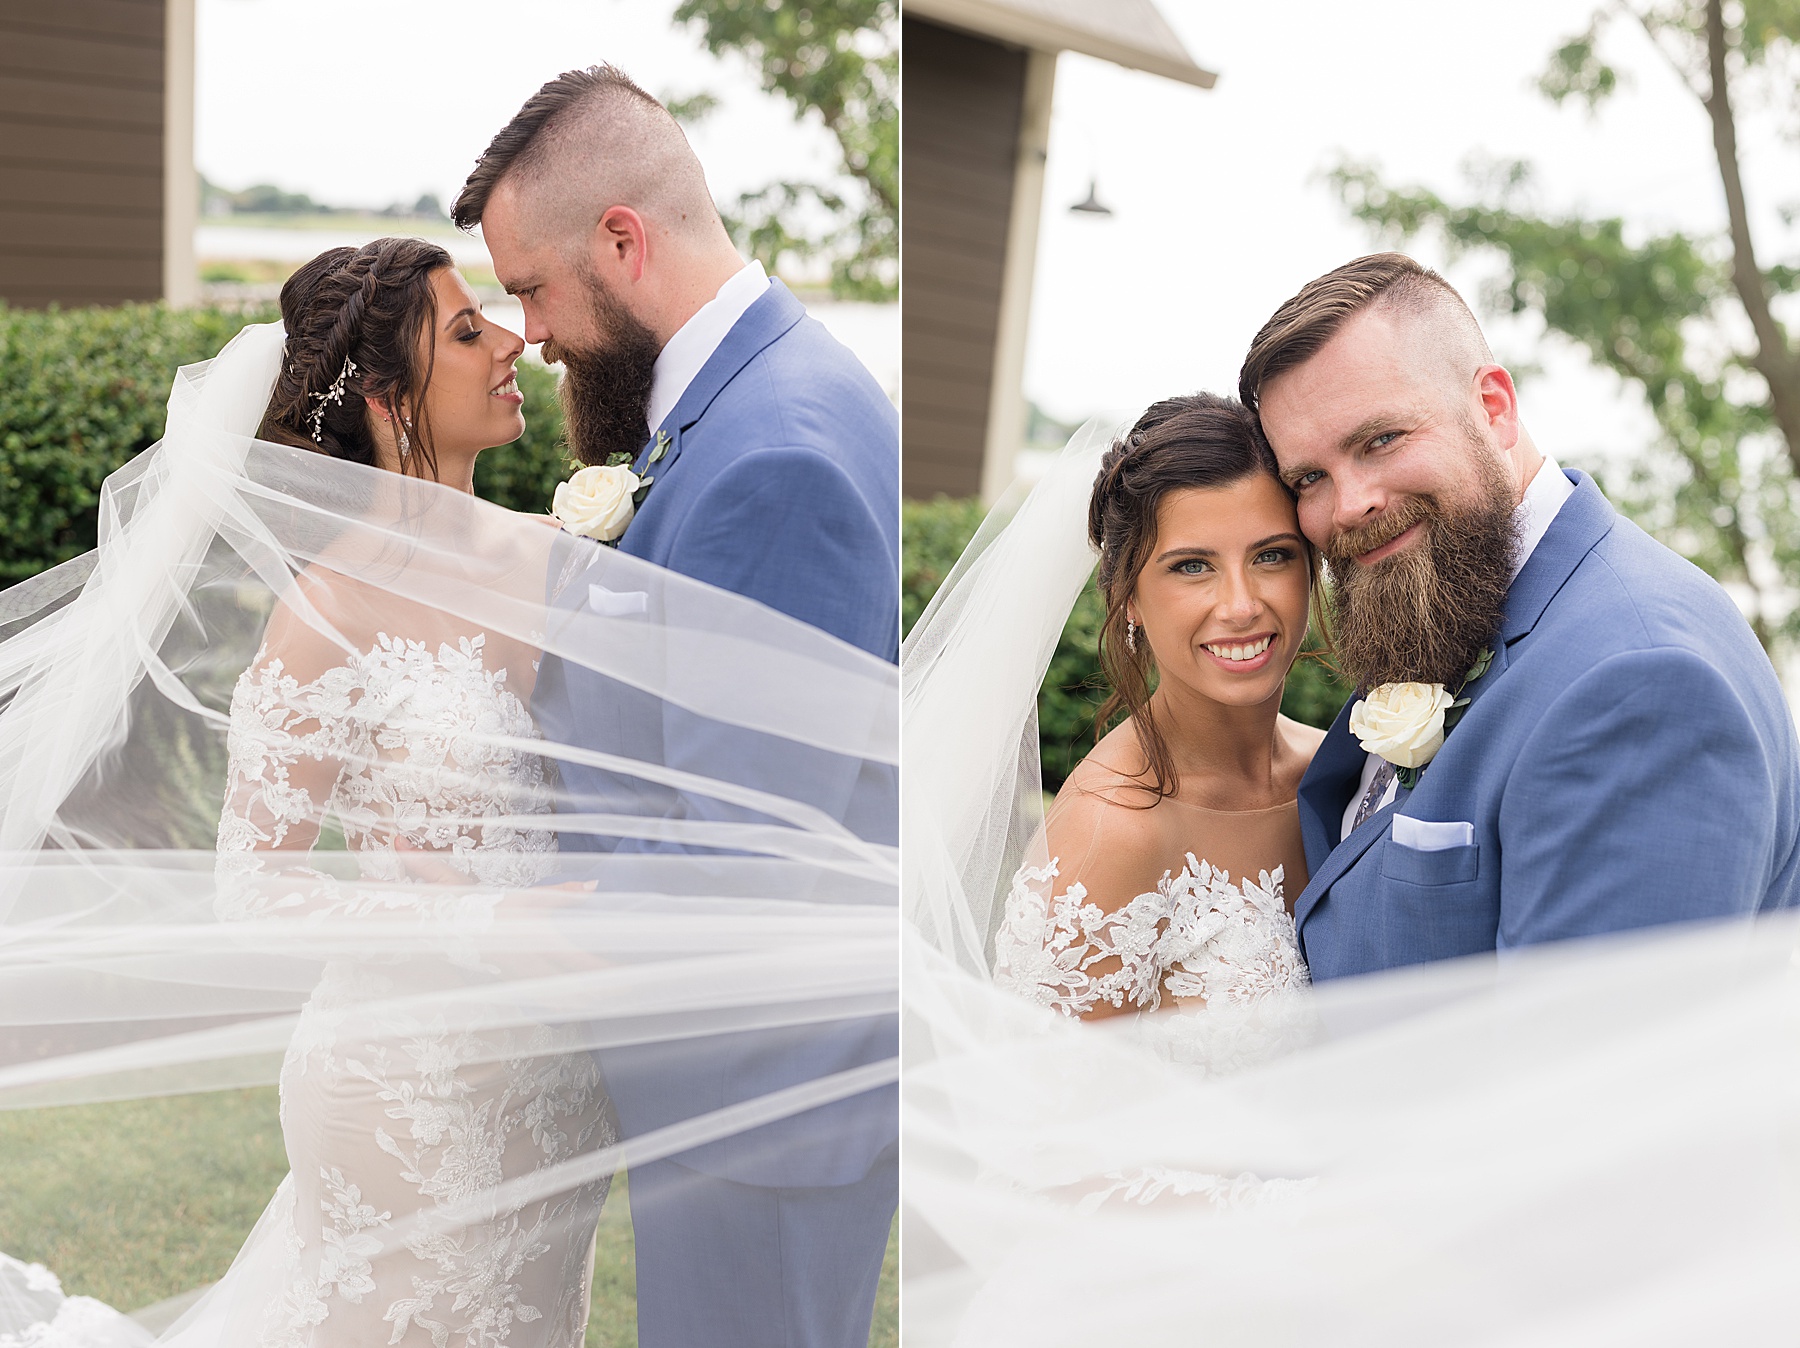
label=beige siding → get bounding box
[0,1,165,307]
[901,16,1025,500]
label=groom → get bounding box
[1240,253,1800,979]
[454,67,897,1348]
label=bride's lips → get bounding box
[1354,521,1422,565]
[1200,631,1277,673]
[489,370,524,406]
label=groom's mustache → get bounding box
[1325,497,1435,571]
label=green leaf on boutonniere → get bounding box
[648,430,672,465]
[1396,764,1422,790]
[631,475,654,508]
[602,449,635,469]
[1462,647,1494,686]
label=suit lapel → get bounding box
[1497,470,1614,649]
[1297,700,1364,857]
[668,280,806,435]
[627,281,806,485]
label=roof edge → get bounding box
[906,0,1217,89]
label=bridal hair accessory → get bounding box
[306,357,358,444]
[1350,647,1494,788]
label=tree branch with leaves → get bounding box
[671,0,896,300]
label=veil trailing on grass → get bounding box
[0,324,896,1343]
[900,427,1800,1345]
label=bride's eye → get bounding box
[1174,558,1211,576]
[1256,548,1296,565]
[457,326,482,344]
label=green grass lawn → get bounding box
[0,1089,898,1345]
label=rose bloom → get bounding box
[1349,682,1456,768]
[552,463,641,542]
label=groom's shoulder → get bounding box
[1541,512,1769,688]
[713,311,896,451]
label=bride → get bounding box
[902,404,1800,1344]
[0,240,897,1345]
[989,393,1320,1023]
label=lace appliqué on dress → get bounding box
[993,854,1309,1017]
[214,633,610,1348]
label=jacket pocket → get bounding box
[1381,839,1480,886]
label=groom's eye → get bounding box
[1368,431,1401,451]
[1292,470,1324,490]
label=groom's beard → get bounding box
[545,277,663,466]
[1325,451,1519,691]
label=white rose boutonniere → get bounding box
[1350,682,1456,768]
[1349,648,1495,788]
[552,464,643,543]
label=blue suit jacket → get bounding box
[1295,470,1800,981]
[533,280,898,1186]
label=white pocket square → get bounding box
[1391,816,1474,852]
[588,584,649,617]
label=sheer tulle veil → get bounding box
[0,323,897,1341]
[900,423,1800,1344]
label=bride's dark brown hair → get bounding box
[1087,392,1324,800]
[259,238,454,481]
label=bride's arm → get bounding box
[993,790,1184,1020]
[212,586,365,920]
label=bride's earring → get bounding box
[1125,615,1137,654]
[398,422,411,461]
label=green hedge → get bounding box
[902,495,1354,791]
[0,302,573,588]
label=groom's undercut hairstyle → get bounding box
[452,64,720,250]
[1237,253,1495,414]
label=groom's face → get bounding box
[1257,307,1522,556]
[481,190,663,464]
[1258,306,1525,688]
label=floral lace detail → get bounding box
[214,633,611,1347]
[215,633,556,923]
[993,854,1309,1017]
[1073,1165,1316,1214]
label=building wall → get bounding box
[0,0,166,307]
[901,16,1025,500]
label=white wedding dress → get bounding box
[0,322,899,1348]
[210,626,613,1346]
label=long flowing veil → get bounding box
[0,324,896,1341]
[900,425,1800,1344]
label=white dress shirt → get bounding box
[644,259,770,438]
[1339,453,1576,840]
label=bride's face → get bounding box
[413,267,528,457]
[1130,472,1311,710]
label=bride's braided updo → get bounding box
[1086,392,1315,799]
[259,237,453,480]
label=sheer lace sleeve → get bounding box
[991,783,1306,1019]
[213,636,366,922]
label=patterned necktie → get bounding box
[1353,759,1397,831]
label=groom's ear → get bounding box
[591,206,649,285]
[1472,364,1520,450]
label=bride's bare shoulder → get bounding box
[1044,730,1165,851]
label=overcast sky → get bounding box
[195,0,845,218]
[1022,0,1800,471]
